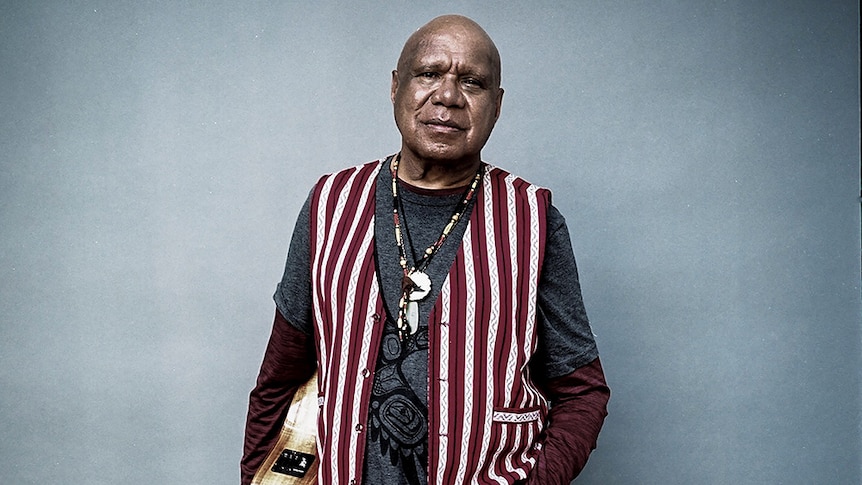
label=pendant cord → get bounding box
[390,153,483,340]
[396,187,420,266]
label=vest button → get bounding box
[372,313,381,322]
[361,368,371,378]
[355,423,364,432]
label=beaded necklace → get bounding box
[390,153,483,340]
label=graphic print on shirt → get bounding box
[367,324,430,485]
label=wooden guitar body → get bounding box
[252,371,319,485]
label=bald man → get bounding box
[242,15,609,485]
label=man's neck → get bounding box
[396,153,482,190]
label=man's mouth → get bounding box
[424,118,464,131]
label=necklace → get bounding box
[390,153,483,340]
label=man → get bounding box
[243,15,609,485]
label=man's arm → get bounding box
[241,310,316,485]
[526,357,610,484]
[526,204,610,483]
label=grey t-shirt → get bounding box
[274,158,598,484]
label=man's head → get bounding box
[391,15,503,168]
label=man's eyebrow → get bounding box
[460,69,490,79]
[411,59,447,72]
[412,61,490,78]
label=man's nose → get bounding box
[431,75,465,107]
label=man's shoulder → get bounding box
[319,157,386,181]
[311,157,389,194]
[484,163,551,197]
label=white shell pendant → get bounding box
[406,301,419,334]
[408,271,432,301]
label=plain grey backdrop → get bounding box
[1,1,859,484]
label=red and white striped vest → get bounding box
[309,159,551,485]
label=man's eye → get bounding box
[463,78,483,88]
[419,72,438,78]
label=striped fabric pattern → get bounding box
[309,161,384,485]
[309,160,550,485]
[427,166,551,485]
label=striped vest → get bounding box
[309,159,551,485]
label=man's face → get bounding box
[391,27,503,166]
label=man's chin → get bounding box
[405,144,479,165]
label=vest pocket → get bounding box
[482,406,545,481]
[491,407,542,424]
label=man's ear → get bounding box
[494,87,504,120]
[390,70,399,104]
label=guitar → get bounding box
[252,371,320,485]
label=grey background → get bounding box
[1,1,859,484]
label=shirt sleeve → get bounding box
[526,357,610,484]
[525,204,610,483]
[533,205,599,379]
[273,190,315,335]
[241,309,317,485]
